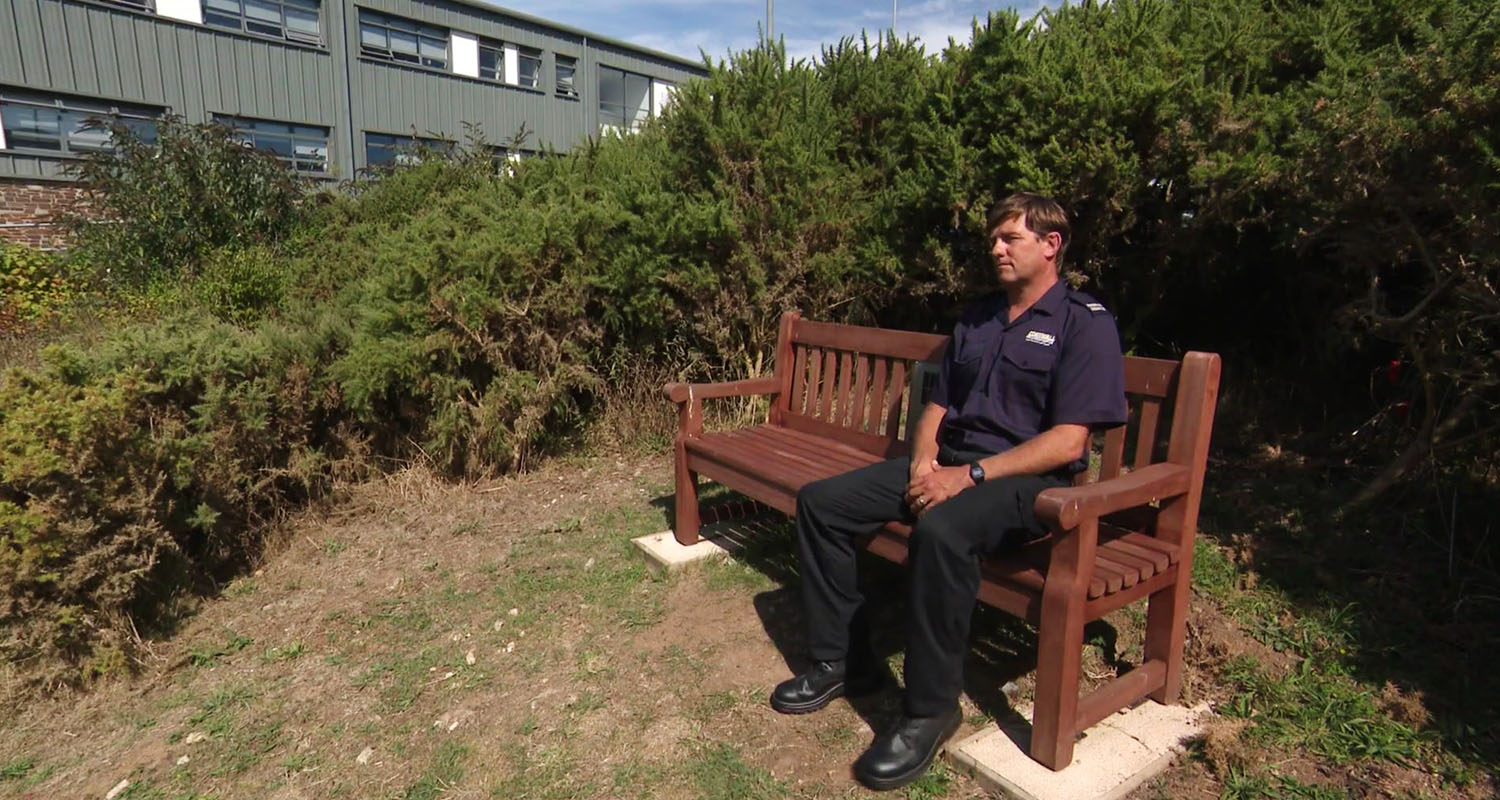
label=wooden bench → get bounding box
[663,310,1220,771]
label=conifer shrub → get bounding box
[0,315,361,686]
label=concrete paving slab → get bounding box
[632,516,781,576]
[947,701,1211,800]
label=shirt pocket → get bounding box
[996,343,1059,423]
[950,330,997,389]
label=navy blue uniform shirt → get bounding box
[929,281,1128,473]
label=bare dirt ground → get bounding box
[0,449,1487,799]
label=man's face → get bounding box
[989,213,1060,290]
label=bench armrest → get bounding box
[662,376,781,404]
[1034,462,1192,532]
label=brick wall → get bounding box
[0,179,87,250]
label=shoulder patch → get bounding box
[1067,291,1110,314]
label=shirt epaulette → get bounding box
[1067,291,1109,315]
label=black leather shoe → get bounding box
[769,660,882,714]
[853,706,962,791]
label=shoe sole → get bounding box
[769,675,882,715]
[854,711,962,792]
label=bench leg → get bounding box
[1144,568,1191,704]
[1030,599,1085,770]
[672,442,701,546]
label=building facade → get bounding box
[0,0,705,246]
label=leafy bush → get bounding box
[63,117,306,289]
[0,243,74,331]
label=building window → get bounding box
[556,55,577,98]
[359,10,448,70]
[215,115,330,174]
[478,40,503,81]
[517,46,542,89]
[202,0,321,43]
[0,90,160,153]
[599,66,669,132]
[365,132,452,167]
[101,0,154,9]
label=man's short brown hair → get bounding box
[987,192,1070,265]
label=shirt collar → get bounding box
[1004,280,1068,327]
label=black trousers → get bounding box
[795,445,1068,717]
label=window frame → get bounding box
[516,46,543,89]
[213,113,332,175]
[598,65,669,133]
[363,131,454,168]
[358,9,449,71]
[0,89,162,155]
[201,0,323,45]
[555,55,578,98]
[477,39,504,82]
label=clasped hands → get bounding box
[905,458,975,515]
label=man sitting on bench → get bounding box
[770,192,1128,791]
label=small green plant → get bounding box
[261,641,306,663]
[0,243,73,328]
[0,759,34,780]
[189,632,254,668]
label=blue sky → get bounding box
[492,1,1046,64]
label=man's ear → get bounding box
[1042,231,1062,260]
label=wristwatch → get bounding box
[968,462,986,485]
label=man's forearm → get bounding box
[909,402,947,467]
[976,424,1089,480]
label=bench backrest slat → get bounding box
[789,343,809,417]
[867,357,889,435]
[794,319,948,362]
[836,351,854,427]
[850,354,871,432]
[1133,397,1164,470]
[883,359,908,439]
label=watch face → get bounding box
[969,463,985,483]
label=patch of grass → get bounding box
[611,758,668,797]
[686,742,787,800]
[703,553,777,593]
[902,760,955,799]
[689,689,741,722]
[565,690,606,714]
[225,578,258,598]
[185,683,259,737]
[814,723,856,747]
[260,641,306,663]
[354,647,453,712]
[215,720,286,775]
[402,740,470,800]
[0,759,33,780]
[1192,535,1239,599]
[449,519,485,536]
[1221,655,1420,764]
[323,538,347,557]
[495,742,587,799]
[188,631,254,668]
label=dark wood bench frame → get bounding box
[664,311,1220,770]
